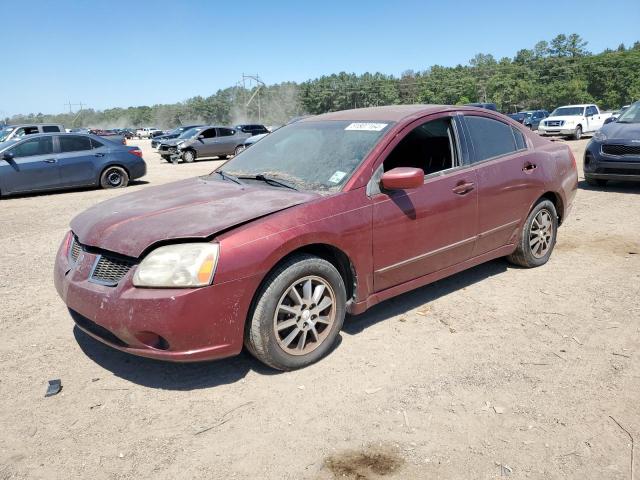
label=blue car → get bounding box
[584,101,640,186]
[0,133,146,196]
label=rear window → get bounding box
[512,127,527,150]
[465,116,517,162]
[42,125,60,133]
[91,138,104,149]
[59,135,92,153]
[218,128,235,137]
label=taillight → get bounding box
[129,148,143,158]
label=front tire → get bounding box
[100,166,129,189]
[234,145,245,156]
[507,199,558,268]
[182,149,196,163]
[245,254,346,371]
[573,126,582,140]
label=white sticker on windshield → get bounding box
[329,171,347,184]
[345,122,388,131]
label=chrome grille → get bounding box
[602,144,640,157]
[90,255,135,286]
[70,236,81,263]
[545,120,564,127]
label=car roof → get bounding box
[300,104,476,123]
[558,104,592,108]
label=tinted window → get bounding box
[586,106,597,116]
[42,125,60,133]
[218,128,235,137]
[384,117,457,176]
[201,128,217,139]
[465,116,517,162]
[10,137,53,157]
[512,127,526,150]
[59,135,92,152]
[90,138,104,149]
[14,126,40,137]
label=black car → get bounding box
[234,124,269,136]
[584,101,640,186]
[464,103,497,111]
[151,125,203,148]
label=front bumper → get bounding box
[54,237,261,362]
[538,126,577,136]
[584,140,640,181]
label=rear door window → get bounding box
[465,116,517,163]
[42,125,60,133]
[512,127,527,150]
[217,128,235,137]
[10,137,54,157]
[59,135,92,152]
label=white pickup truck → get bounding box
[538,104,612,140]
[135,127,160,139]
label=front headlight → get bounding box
[176,140,185,147]
[133,243,219,288]
[592,130,607,142]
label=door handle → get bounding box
[523,163,537,172]
[94,153,105,157]
[452,182,474,195]
[44,158,57,163]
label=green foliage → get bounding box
[5,34,639,127]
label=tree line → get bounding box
[5,35,640,129]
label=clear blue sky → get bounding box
[1,0,639,116]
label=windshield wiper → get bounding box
[238,174,298,191]
[215,170,242,185]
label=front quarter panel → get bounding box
[214,188,374,305]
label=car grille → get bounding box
[545,120,564,127]
[90,255,135,286]
[70,236,82,263]
[602,144,640,157]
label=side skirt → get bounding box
[347,244,516,315]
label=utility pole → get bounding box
[242,74,265,122]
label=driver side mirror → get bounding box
[604,116,617,125]
[197,135,204,140]
[2,151,14,161]
[381,167,424,190]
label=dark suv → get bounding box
[235,124,269,136]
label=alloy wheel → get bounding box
[529,209,554,258]
[273,276,336,355]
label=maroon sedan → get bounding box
[55,105,577,370]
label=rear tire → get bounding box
[507,199,558,268]
[182,149,196,163]
[573,126,582,140]
[245,254,346,371]
[100,166,129,189]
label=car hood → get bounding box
[71,177,320,257]
[600,121,640,140]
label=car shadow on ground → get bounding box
[75,259,508,391]
[578,179,640,194]
[74,327,280,391]
[3,181,150,199]
[343,259,509,335]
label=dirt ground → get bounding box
[0,138,638,480]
